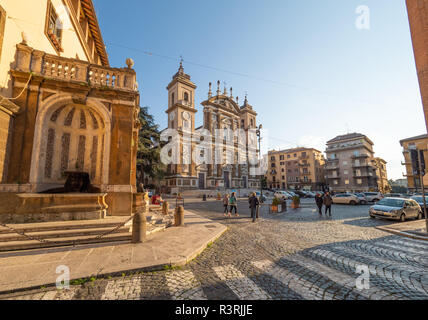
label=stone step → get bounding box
[0,226,130,242]
[0,217,131,235]
[0,232,132,252]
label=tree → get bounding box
[136,106,166,190]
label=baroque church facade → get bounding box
[163,63,261,191]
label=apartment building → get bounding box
[325,133,379,192]
[266,147,325,191]
[373,157,390,194]
[399,134,428,192]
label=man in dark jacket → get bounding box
[315,193,324,216]
[249,192,260,223]
[323,192,333,216]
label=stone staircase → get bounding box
[0,205,174,252]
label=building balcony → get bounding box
[352,163,372,168]
[326,158,339,163]
[326,175,340,179]
[14,43,138,92]
[353,173,377,178]
[298,162,310,167]
[351,154,369,159]
[325,166,339,170]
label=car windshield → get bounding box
[376,198,404,207]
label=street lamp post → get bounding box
[256,124,263,203]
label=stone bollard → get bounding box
[202,194,207,201]
[162,201,169,215]
[132,211,147,243]
[174,205,185,226]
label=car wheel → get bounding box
[373,199,379,203]
[417,211,422,220]
[350,200,357,205]
[400,213,406,222]
[370,215,375,219]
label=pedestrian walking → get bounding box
[323,192,333,216]
[315,193,323,216]
[249,192,260,223]
[223,194,230,217]
[229,192,239,217]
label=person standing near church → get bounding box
[229,192,239,217]
[223,194,230,217]
[249,192,259,223]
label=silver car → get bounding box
[369,198,422,222]
[332,193,360,205]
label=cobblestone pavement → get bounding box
[2,199,428,300]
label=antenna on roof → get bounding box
[345,123,350,134]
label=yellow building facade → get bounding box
[400,134,428,192]
[266,147,326,191]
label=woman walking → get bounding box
[229,192,239,217]
[223,194,230,217]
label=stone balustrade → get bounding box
[14,43,137,92]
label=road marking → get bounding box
[165,270,207,300]
[251,260,322,300]
[213,265,271,300]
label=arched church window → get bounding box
[184,92,189,102]
[171,93,175,105]
[250,118,254,127]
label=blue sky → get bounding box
[93,0,425,180]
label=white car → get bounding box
[332,193,360,205]
[274,191,292,200]
[363,192,383,202]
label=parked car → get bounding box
[255,192,267,202]
[354,193,368,205]
[369,198,422,222]
[274,191,292,200]
[304,191,316,198]
[362,192,383,202]
[294,190,309,198]
[410,195,428,217]
[286,190,298,197]
[332,193,360,205]
[384,193,404,198]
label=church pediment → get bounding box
[202,95,240,115]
